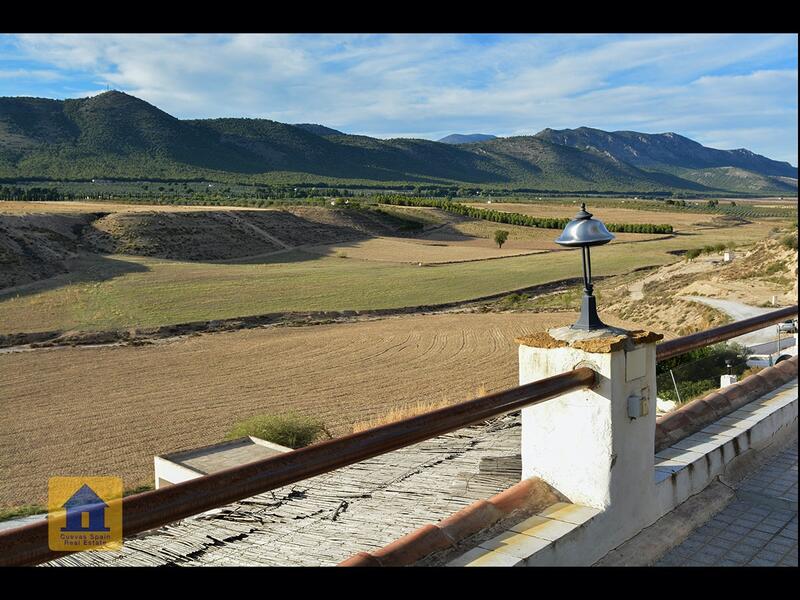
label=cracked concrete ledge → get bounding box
[516,328,663,353]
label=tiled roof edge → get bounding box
[337,477,562,567]
[654,355,797,453]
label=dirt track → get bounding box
[0,311,647,507]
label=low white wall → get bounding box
[153,456,202,489]
[524,384,797,566]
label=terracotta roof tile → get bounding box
[337,477,561,567]
[370,524,454,567]
[337,552,383,567]
[655,356,797,452]
[438,500,505,543]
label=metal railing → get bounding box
[656,305,797,362]
[1,304,795,567]
[0,367,596,566]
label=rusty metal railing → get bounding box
[656,305,798,362]
[0,367,596,567]
[2,305,796,566]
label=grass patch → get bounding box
[226,413,330,449]
[492,286,594,312]
[0,504,47,522]
[0,484,154,522]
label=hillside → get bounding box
[0,205,413,289]
[603,230,798,334]
[438,134,497,144]
[535,127,797,193]
[0,91,796,194]
[292,123,344,136]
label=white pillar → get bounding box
[518,326,661,513]
[720,374,738,388]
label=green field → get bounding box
[0,215,783,334]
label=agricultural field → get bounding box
[0,199,790,334]
[462,200,793,228]
[302,236,546,263]
[0,197,795,512]
[0,310,650,508]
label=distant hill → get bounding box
[0,91,795,194]
[292,123,344,137]
[535,126,797,193]
[438,133,497,145]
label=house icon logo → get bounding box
[48,476,123,552]
[60,484,111,533]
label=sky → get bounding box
[1,33,797,166]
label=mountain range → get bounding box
[437,134,497,145]
[0,91,795,194]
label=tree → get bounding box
[494,230,509,248]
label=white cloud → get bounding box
[0,68,65,81]
[7,33,798,165]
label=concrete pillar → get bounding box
[720,374,738,388]
[517,326,662,513]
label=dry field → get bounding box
[422,218,658,250]
[0,310,648,507]
[302,236,546,263]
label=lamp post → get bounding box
[555,203,615,330]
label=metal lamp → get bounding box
[555,203,615,330]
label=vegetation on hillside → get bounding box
[3,91,796,194]
[656,343,747,405]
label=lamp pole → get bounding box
[555,203,615,331]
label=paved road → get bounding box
[681,296,796,350]
[656,439,798,567]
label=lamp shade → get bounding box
[554,204,615,247]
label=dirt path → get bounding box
[680,296,788,348]
[222,212,292,249]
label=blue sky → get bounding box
[1,33,797,166]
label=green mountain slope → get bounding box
[535,126,797,193]
[0,91,794,194]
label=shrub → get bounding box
[780,234,798,251]
[226,413,329,449]
[658,378,718,404]
[685,248,701,260]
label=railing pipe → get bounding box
[656,305,797,362]
[0,366,596,567]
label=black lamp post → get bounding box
[555,203,615,330]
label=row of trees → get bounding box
[0,186,74,201]
[374,195,674,234]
